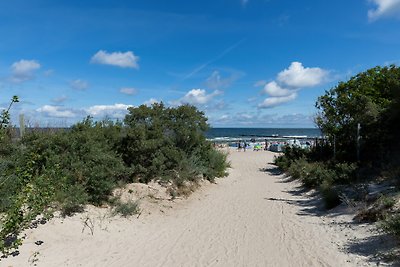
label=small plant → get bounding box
[333,162,357,184]
[381,214,400,237]
[112,200,140,218]
[0,95,19,130]
[378,195,396,209]
[287,157,308,180]
[320,180,341,209]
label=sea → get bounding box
[205,128,321,143]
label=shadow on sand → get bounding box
[345,234,400,266]
[262,166,399,265]
[259,165,283,176]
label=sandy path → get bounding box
[3,149,373,266]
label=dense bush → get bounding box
[315,65,400,163]
[20,117,129,205]
[381,214,400,237]
[320,180,341,209]
[274,146,309,171]
[120,103,228,185]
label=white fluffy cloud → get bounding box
[36,103,133,119]
[86,103,132,118]
[368,0,400,21]
[175,89,222,106]
[91,50,139,69]
[120,87,137,95]
[10,59,41,83]
[70,79,89,90]
[258,93,297,108]
[277,62,328,88]
[36,105,77,118]
[262,81,293,97]
[258,62,328,109]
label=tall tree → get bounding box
[315,65,400,163]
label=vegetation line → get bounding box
[0,102,229,256]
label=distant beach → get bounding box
[206,127,321,142]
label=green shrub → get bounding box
[379,195,396,209]
[333,162,357,184]
[303,162,336,188]
[202,148,229,182]
[274,146,309,171]
[273,154,291,171]
[20,117,129,205]
[112,200,140,217]
[54,182,88,217]
[120,103,229,185]
[381,214,400,237]
[287,157,309,180]
[320,180,341,209]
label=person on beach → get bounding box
[237,141,242,151]
[264,139,268,151]
[243,141,247,152]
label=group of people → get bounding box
[237,140,270,152]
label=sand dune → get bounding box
[3,149,376,266]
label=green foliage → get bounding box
[320,180,341,209]
[274,146,309,171]
[1,104,229,254]
[333,162,357,183]
[120,103,228,185]
[1,117,129,253]
[0,95,19,130]
[202,148,230,182]
[20,117,129,205]
[112,200,140,218]
[378,195,396,209]
[0,155,60,253]
[0,96,19,150]
[381,214,400,237]
[302,162,336,188]
[287,157,309,180]
[315,65,400,163]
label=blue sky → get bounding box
[1,0,400,128]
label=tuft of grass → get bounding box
[112,200,140,218]
[320,180,341,209]
[381,213,400,237]
[378,195,396,209]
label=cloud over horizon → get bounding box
[36,103,133,120]
[36,105,78,118]
[86,103,133,118]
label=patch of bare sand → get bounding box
[2,148,383,266]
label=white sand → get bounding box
[2,149,378,266]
